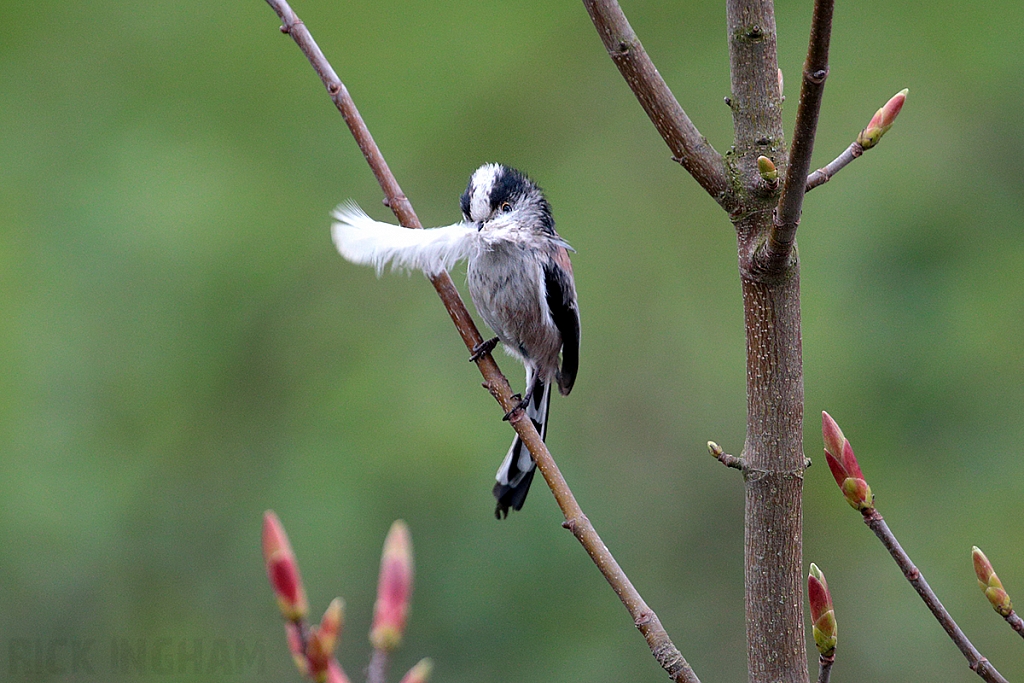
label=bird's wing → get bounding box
[544,246,580,395]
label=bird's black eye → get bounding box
[500,201,513,214]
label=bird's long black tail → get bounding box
[493,373,551,518]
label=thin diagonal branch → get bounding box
[807,88,907,192]
[765,0,834,272]
[805,141,863,191]
[708,441,746,471]
[581,0,733,212]
[1005,612,1024,639]
[862,510,1009,683]
[261,3,698,682]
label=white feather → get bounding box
[331,202,477,276]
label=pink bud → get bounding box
[973,547,1014,616]
[370,520,415,652]
[857,89,908,149]
[840,440,864,480]
[808,563,837,655]
[807,564,832,622]
[398,658,434,683]
[262,511,308,621]
[878,89,907,128]
[821,412,845,464]
[820,413,873,511]
[974,546,995,584]
[307,598,345,681]
[317,598,344,655]
[326,659,353,683]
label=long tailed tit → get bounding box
[331,163,580,518]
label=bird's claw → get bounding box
[503,394,526,421]
[469,336,499,362]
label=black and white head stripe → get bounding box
[460,164,555,235]
[461,163,502,222]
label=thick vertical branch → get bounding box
[727,0,785,185]
[727,1,808,682]
[585,1,808,681]
[738,260,806,683]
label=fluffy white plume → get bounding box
[331,202,477,276]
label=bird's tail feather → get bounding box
[493,373,551,518]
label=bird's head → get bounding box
[460,163,555,237]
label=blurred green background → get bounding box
[2,0,1023,681]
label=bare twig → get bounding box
[366,648,388,683]
[707,441,745,471]
[863,510,1009,683]
[260,3,698,681]
[1006,612,1024,639]
[805,141,863,191]
[807,89,907,192]
[816,654,834,683]
[580,0,733,212]
[766,0,834,272]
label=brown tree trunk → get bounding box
[727,0,809,679]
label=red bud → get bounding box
[822,412,846,464]
[307,598,345,682]
[808,563,837,655]
[821,413,873,511]
[398,658,434,683]
[370,520,414,651]
[262,511,308,621]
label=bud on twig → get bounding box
[399,658,434,683]
[307,598,345,682]
[856,89,908,150]
[262,510,309,621]
[326,659,353,683]
[822,412,874,511]
[757,156,779,183]
[370,520,415,652]
[808,563,837,656]
[973,547,1014,617]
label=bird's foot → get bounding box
[469,336,499,362]
[502,384,536,421]
[503,394,525,421]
